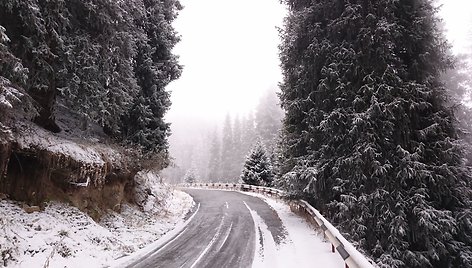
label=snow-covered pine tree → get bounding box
[278,0,472,267]
[207,130,221,182]
[0,0,68,132]
[61,0,139,137]
[0,0,182,161]
[0,25,27,88]
[240,141,274,187]
[255,89,283,150]
[184,168,197,184]
[0,24,32,125]
[123,0,182,155]
[442,51,472,163]
[255,89,284,175]
[232,116,244,169]
[241,112,257,157]
[221,114,235,181]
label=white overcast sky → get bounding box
[166,0,286,125]
[439,0,472,53]
[166,0,472,130]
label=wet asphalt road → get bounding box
[126,189,286,268]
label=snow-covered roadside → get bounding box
[110,202,200,268]
[0,189,193,268]
[241,192,345,268]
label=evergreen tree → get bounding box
[240,141,274,187]
[442,52,472,163]
[0,25,27,87]
[255,89,284,172]
[233,116,242,155]
[0,0,182,163]
[207,130,221,182]
[278,0,472,267]
[193,134,211,181]
[184,168,197,184]
[232,115,245,175]
[242,112,257,156]
[0,0,68,132]
[255,89,283,149]
[123,0,182,155]
[221,114,234,181]
[61,0,139,136]
[0,25,33,131]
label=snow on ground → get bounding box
[242,192,346,268]
[0,189,193,268]
[15,121,106,165]
[244,202,279,268]
[111,202,201,268]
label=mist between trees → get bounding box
[162,89,283,184]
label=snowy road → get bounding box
[125,189,344,268]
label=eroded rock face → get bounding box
[1,146,48,204]
[0,123,138,220]
[0,146,136,219]
[0,141,11,180]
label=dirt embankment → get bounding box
[0,121,142,220]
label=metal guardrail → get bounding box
[179,183,376,268]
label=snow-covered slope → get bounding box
[0,188,193,268]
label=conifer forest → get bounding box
[0,0,471,267]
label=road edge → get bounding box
[111,192,200,268]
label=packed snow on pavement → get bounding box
[243,192,346,268]
[0,188,193,268]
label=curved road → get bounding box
[126,189,288,268]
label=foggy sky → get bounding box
[439,0,472,54]
[166,0,286,126]
[166,0,472,144]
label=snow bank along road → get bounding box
[125,189,345,268]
